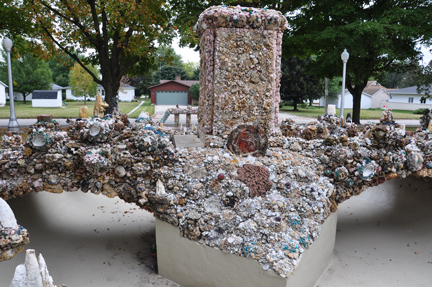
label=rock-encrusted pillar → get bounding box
[195,6,287,136]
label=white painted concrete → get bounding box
[156,212,337,287]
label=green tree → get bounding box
[280,57,321,111]
[0,52,52,104]
[189,83,200,104]
[8,0,173,114]
[154,45,184,68]
[184,61,199,79]
[49,52,74,87]
[152,65,189,85]
[285,0,432,123]
[69,63,99,104]
[417,61,432,96]
[191,66,200,81]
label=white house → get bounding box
[0,81,7,107]
[319,81,389,109]
[66,83,135,102]
[32,90,62,107]
[11,84,64,101]
[385,86,432,111]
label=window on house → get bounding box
[408,97,414,103]
[421,97,426,104]
[102,90,105,95]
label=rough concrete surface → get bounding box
[1,176,431,286]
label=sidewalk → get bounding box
[0,107,421,128]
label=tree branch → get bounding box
[86,0,103,42]
[39,23,102,85]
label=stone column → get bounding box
[174,114,180,127]
[195,6,287,137]
[186,114,191,127]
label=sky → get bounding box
[172,37,200,64]
[171,36,432,67]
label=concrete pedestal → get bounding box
[156,211,337,287]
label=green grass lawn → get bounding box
[280,106,422,120]
[0,101,143,119]
[128,99,155,118]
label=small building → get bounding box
[12,83,65,101]
[148,80,199,105]
[0,81,7,107]
[385,86,432,110]
[318,81,389,110]
[65,83,135,102]
[32,90,62,107]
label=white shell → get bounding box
[89,125,101,136]
[0,197,18,229]
[363,163,375,179]
[156,179,166,195]
[31,135,46,147]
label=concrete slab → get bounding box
[173,135,204,148]
[156,212,337,287]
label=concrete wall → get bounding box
[384,101,432,111]
[156,212,337,287]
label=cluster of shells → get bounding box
[195,5,288,36]
[197,5,284,136]
[2,109,432,279]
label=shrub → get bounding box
[413,108,427,114]
[65,99,77,102]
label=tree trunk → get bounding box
[293,98,299,111]
[347,79,368,124]
[22,93,26,104]
[102,79,121,115]
[84,90,87,104]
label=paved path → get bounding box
[0,106,421,129]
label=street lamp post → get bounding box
[340,49,349,120]
[2,38,20,132]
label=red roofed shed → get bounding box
[148,80,199,105]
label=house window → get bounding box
[421,97,426,104]
[102,90,105,96]
[408,97,414,103]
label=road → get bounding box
[0,105,421,128]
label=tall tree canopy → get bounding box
[0,52,52,104]
[417,61,432,96]
[285,0,432,123]
[9,0,173,114]
[48,52,75,88]
[152,65,190,85]
[280,56,321,110]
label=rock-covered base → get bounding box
[0,198,29,261]
[1,111,432,278]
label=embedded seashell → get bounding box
[0,198,18,229]
[89,124,101,136]
[156,179,166,195]
[335,167,348,181]
[362,163,376,180]
[407,152,423,171]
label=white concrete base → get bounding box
[156,211,337,287]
